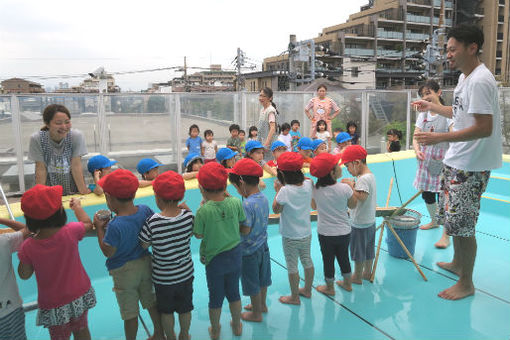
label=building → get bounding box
[80,75,120,93]
[0,78,45,93]
[241,70,289,92]
[170,64,236,92]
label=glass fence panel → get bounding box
[0,96,18,193]
[500,88,510,153]
[328,91,363,147]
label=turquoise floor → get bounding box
[14,158,510,339]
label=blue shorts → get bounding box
[205,245,241,309]
[350,224,376,262]
[241,244,272,296]
[154,277,194,314]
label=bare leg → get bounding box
[161,313,176,340]
[352,262,363,284]
[279,272,301,305]
[362,260,374,280]
[437,236,462,276]
[244,287,268,312]
[124,317,138,340]
[229,300,242,336]
[336,273,353,292]
[73,327,91,340]
[435,227,451,249]
[208,308,221,340]
[316,279,335,296]
[241,293,263,322]
[178,312,191,340]
[299,266,314,298]
[147,306,165,340]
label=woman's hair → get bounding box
[41,104,71,131]
[280,123,291,132]
[261,87,279,115]
[186,158,203,173]
[189,124,199,135]
[315,173,336,189]
[387,128,403,140]
[316,119,327,132]
[228,173,259,187]
[248,126,258,138]
[277,169,304,186]
[418,80,445,105]
[346,121,358,131]
[204,129,213,138]
[317,84,327,91]
[25,208,67,233]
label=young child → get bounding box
[386,129,402,152]
[239,130,247,155]
[273,152,314,305]
[87,154,117,195]
[186,124,202,156]
[17,185,96,340]
[94,170,164,340]
[346,121,359,145]
[277,123,292,152]
[310,153,356,295]
[296,137,314,167]
[312,139,328,155]
[315,119,331,151]
[333,127,343,140]
[139,171,194,340]
[201,129,218,164]
[183,153,203,180]
[0,218,30,340]
[227,124,241,152]
[332,132,352,155]
[267,141,287,168]
[289,120,302,152]
[245,140,276,177]
[248,126,258,141]
[228,158,271,323]
[137,158,163,188]
[340,145,376,285]
[216,148,238,168]
[193,162,246,339]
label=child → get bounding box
[228,158,271,323]
[273,152,314,305]
[248,126,258,141]
[296,137,314,167]
[386,129,402,152]
[289,120,302,152]
[245,140,276,177]
[202,129,218,164]
[94,170,164,340]
[239,130,247,155]
[193,162,246,339]
[277,123,292,152]
[227,124,241,152]
[267,141,287,168]
[340,145,376,284]
[315,119,331,151]
[346,121,359,145]
[137,158,163,188]
[139,171,194,340]
[310,153,356,294]
[333,127,343,139]
[186,124,202,156]
[216,148,238,169]
[17,185,96,340]
[0,218,30,340]
[183,153,203,180]
[87,154,117,195]
[312,139,328,155]
[332,132,352,155]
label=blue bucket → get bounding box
[385,209,421,259]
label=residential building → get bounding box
[1,78,45,93]
[170,64,236,92]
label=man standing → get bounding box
[413,24,502,300]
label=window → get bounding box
[351,67,359,77]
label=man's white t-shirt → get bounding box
[444,63,502,171]
[276,179,313,239]
[349,173,377,227]
[312,182,353,236]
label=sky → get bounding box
[0,0,367,91]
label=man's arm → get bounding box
[415,114,492,145]
[411,100,453,118]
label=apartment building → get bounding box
[1,78,45,94]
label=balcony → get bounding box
[377,29,429,41]
[406,14,452,26]
[433,0,454,8]
[344,48,376,56]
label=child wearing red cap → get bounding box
[310,154,356,295]
[17,185,96,340]
[228,159,271,323]
[273,152,315,305]
[139,171,194,340]
[340,145,376,284]
[193,162,246,339]
[94,169,164,340]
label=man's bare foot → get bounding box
[241,311,262,322]
[243,304,268,313]
[351,275,363,285]
[362,272,372,281]
[230,320,242,336]
[437,261,461,276]
[279,295,300,305]
[316,285,335,296]
[298,287,311,298]
[208,325,220,340]
[435,235,451,249]
[420,222,439,230]
[336,280,353,292]
[438,281,475,300]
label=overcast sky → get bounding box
[0,0,367,91]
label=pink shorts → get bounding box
[48,310,88,340]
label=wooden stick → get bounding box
[370,220,386,283]
[385,178,394,207]
[392,190,423,218]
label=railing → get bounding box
[377,30,429,41]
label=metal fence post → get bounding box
[10,95,25,192]
[241,92,247,131]
[406,90,412,150]
[97,94,108,155]
[175,94,183,174]
[361,91,369,148]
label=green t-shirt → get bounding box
[193,196,246,265]
[227,137,241,150]
[239,140,246,155]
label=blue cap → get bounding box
[183,153,202,168]
[87,155,117,174]
[271,141,287,152]
[336,132,352,144]
[216,148,238,162]
[312,139,325,151]
[297,137,314,150]
[245,140,264,153]
[137,158,163,174]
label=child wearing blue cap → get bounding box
[245,140,276,177]
[312,139,328,156]
[332,132,352,155]
[267,141,287,168]
[297,137,314,167]
[137,158,163,187]
[87,155,117,195]
[216,148,238,169]
[182,153,203,180]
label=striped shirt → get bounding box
[139,211,194,285]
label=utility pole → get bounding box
[183,56,189,92]
[236,48,245,91]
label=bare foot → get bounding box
[279,295,300,305]
[230,320,242,336]
[437,261,461,276]
[316,285,335,296]
[335,280,353,292]
[420,222,439,230]
[351,275,363,285]
[298,287,311,298]
[243,304,268,313]
[435,236,451,249]
[241,311,262,322]
[208,325,220,340]
[438,281,475,300]
[362,272,372,281]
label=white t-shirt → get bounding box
[276,179,313,239]
[312,182,353,236]
[278,133,292,151]
[349,173,377,227]
[444,63,502,171]
[201,140,217,159]
[416,111,452,150]
[0,231,23,318]
[316,131,331,141]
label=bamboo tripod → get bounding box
[370,179,427,282]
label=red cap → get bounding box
[230,158,263,177]
[277,152,304,171]
[340,145,368,165]
[310,153,342,178]
[21,185,63,220]
[153,171,185,201]
[98,169,139,198]
[197,162,228,190]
